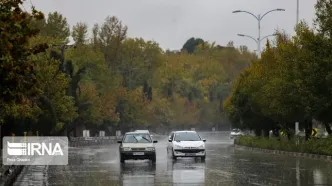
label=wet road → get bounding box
[14,132,332,186]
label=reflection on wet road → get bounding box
[14,133,332,186]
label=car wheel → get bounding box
[120,154,125,163]
[201,156,206,161]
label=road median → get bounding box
[234,135,332,162]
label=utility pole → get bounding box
[296,0,299,25]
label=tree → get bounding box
[0,0,47,124]
[226,41,234,48]
[72,22,88,45]
[98,16,128,68]
[42,12,70,41]
[92,23,100,49]
[147,87,153,101]
[117,38,163,90]
[181,37,205,54]
[223,19,332,138]
[32,52,77,134]
[143,81,149,98]
[166,96,198,129]
[239,45,248,53]
[315,0,332,38]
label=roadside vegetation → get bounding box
[236,136,332,156]
[1,0,257,137]
[224,0,332,140]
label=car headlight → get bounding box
[122,147,131,151]
[146,147,155,151]
[199,145,205,149]
[174,144,183,149]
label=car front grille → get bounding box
[131,148,145,151]
[174,149,204,153]
[183,147,199,149]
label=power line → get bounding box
[21,3,27,12]
[29,0,35,8]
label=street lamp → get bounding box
[233,8,285,58]
[296,0,299,25]
[237,33,278,54]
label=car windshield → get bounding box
[123,134,152,143]
[135,130,149,133]
[174,132,201,141]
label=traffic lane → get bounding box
[206,142,332,185]
[45,137,170,186]
[32,135,332,185]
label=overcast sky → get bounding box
[24,0,317,51]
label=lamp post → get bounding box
[237,33,278,55]
[233,8,285,58]
[296,0,299,25]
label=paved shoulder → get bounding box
[13,165,48,186]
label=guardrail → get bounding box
[198,131,231,134]
[69,136,123,147]
[68,134,166,147]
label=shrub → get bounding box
[235,135,332,156]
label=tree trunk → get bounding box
[286,130,292,140]
[40,95,58,135]
[263,129,270,138]
[285,121,294,140]
[305,118,312,140]
[254,128,261,137]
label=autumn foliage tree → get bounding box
[224,0,332,138]
[1,1,257,136]
[0,0,46,125]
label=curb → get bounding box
[234,144,332,162]
[0,165,24,186]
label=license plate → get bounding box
[185,153,196,156]
[133,152,144,155]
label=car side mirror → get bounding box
[168,139,172,142]
[202,139,206,142]
[153,140,158,143]
[117,140,122,143]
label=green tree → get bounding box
[181,37,204,54]
[72,22,88,45]
[117,38,163,90]
[98,16,127,68]
[315,0,332,38]
[43,12,70,41]
[33,52,77,134]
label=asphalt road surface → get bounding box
[14,132,332,186]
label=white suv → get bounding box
[167,131,206,161]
